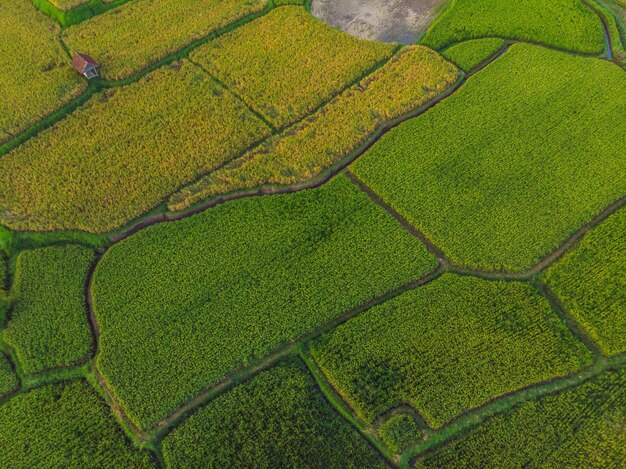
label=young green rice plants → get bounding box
[0,0,86,144]
[351,44,626,272]
[0,354,18,397]
[169,45,460,212]
[441,38,506,71]
[2,245,95,375]
[62,0,269,80]
[422,0,605,54]
[416,368,626,467]
[189,6,396,129]
[91,175,437,429]
[49,0,89,9]
[161,360,386,467]
[310,274,592,428]
[545,207,626,356]
[0,380,154,467]
[0,61,271,233]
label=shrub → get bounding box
[3,245,95,375]
[169,45,460,212]
[0,354,17,396]
[0,0,86,144]
[378,414,421,454]
[441,38,506,71]
[0,380,154,467]
[190,6,395,129]
[62,0,269,80]
[162,360,386,467]
[416,368,626,467]
[92,175,437,429]
[0,61,271,233]
[422,0,605,54]
[545,207,626,356]
[351,44,626,272]
[311,274,592,428]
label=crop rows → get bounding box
[416,367,626,467]
[311,274,592,428]
[0,0,86,145]
[545,206,626,356]
[0,60,272,233]
[91,175,437,429]
[422,0,605,54]
[0,380,154,467]
[351,44,626,272]
[169,45,460,212]
[441,38,507,71]
[2,245,95,375]
[63,0,269,80]
[189,6,396,129]
[162,359,386,467]
[0,354,17,397]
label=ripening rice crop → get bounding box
[0,380,154,467]
[63,0,269,80]
[162,360,386,467]
[91,175,437,429]
[545,207,626,356]
[169,45,460,212]
[422,0,605,54]
[190,6,396,129]
[2,245,95,375]
[351,44,626,272]
[416,368,626,467]
[49,0,89,9]
[441,38,507,71]
[0,61,271,233]
[0,0,86,144]
[0,354,17,396]
[311,274,592,428]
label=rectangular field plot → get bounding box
[351,44,626,272]
[91,175,437,429]
[169,45,460,212]
[190,6,395,129]
[311,274,592,428]
[0,61,272,233]
[416,368,626,467]
[2,245,94,375]
[0,354,17,397]
[162,360,386,467]
[421,0,605,54]
[545,207,626,356]
[0,0,86,144]
[62,0,269,80]
[0,380,154,467]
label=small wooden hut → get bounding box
[71,52,100,79]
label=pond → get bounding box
[311,0,447,45]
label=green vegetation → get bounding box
[351,44,626,272]
[442,38,506,71]
[416,368,626,467]
[169,45,459,211]
[49,0,89,9]
[92,175,436,429]
[2,245,95,375]
[0,0,86,144]
[190,6,395,129]
[545,207,626,356]
[422,0,605,54]
[0,61,271,233]
[0,380,154,467]
[311,274,592,428]
[378,414,421,454]
[162,360,386,467]
[0,252,8,319]
[63,0,269,80]
[0,354,18,396]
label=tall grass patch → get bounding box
[0,61,271,233]
[162,360,386,467]
[190,6,395,129]
[311,274,592,428]
[92,175,437,429]
[351,44,626,272]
